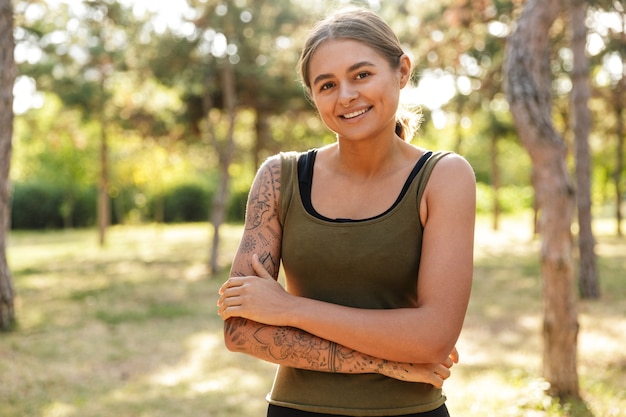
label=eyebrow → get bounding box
[312,61,376,87]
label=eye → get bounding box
[320,81,335,91]
[355,71,371,80]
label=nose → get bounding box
[339,83,358,107]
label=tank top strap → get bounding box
[278,151,302,226]
[414,150,453,214]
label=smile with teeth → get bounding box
[341,107,371,119]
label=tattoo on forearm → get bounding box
[225,319,378,375]
[253,325,330,369]
[329,342,338,372]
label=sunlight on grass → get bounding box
[2,218,625,417]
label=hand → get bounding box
[378,347,459,387]
[217,254,294,325]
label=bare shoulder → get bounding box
[421,153,476,222]
[429,152,476,189]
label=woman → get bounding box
[217,7,475,417]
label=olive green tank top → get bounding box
[269,149,451,416]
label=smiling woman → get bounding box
[217,7,476,417]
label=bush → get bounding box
[11,180,248,229]
[160,183,211,223]
[11,182,98,230]
[227,189,248,223]
[11,182,64,229]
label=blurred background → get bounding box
[1,1,625,416]
[9,0,623,235]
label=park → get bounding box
[0,1,625,416]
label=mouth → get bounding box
[340,107,372,119]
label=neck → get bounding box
[332,134,407,179]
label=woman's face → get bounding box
[307,39,410,142]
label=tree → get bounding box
[174,0,311,273]
[569,0,599,299]
[17,0,135,244]
[0,0,17,330]
[589,1,626,237]
[505,0,580,399]
[403,0,523,229]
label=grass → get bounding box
[1,216,625,417]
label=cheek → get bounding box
[312,96,333,117]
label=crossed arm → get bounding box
[217,154,475,387]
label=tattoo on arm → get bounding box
[226,318,379,375]
[234,160,282,279]
[245,161,280,230]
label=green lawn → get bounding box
[1,216,624,417]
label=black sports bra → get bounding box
[297,150,433,223]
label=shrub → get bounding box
[227,189,248,223]
[160,183,210,223]
[11,182,99,230]
[11,182,64,229]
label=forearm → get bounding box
[224,317,381,375]
[223,316,449,385]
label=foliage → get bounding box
[10,182,96,229]
[9,0,626,231]
[158,183,210,223]
[10,180,250,229]
[476,183,534,214]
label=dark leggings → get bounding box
[267,404,450,417]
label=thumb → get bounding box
[252,254,273,279]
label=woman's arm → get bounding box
[224,316,454,386]
[220,153,475,365]
[219,155,456,386]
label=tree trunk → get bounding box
[96,69,110,246]
[254,108,272,173]
[0,0,16,331]
[613,18,625,238]
[569,0,599,299]
[504,0,581,399]
[97,119,109,246]
[615,80,624,237]
[210,58,237,275]
[490,132,501,231]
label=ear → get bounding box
[398,54,411,88]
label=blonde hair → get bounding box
[297,8,422,141]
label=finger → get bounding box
[217,284,240,307]
[442,356,454,369]
[434,364,451,380]
[450,346,459,363]
[431,374,444,389]
[252,254,274,279]
[218,297,241,319]
[219,277,244,295]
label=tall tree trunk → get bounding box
[504,0,581,399]
[569,0,599,299]
[615,79,624,237]
[210,59,237,275]
[490,131,501,231]
[254,108,272,173]
[97,119,109,246]
[0,0,16,331]
[97,69,110,246]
